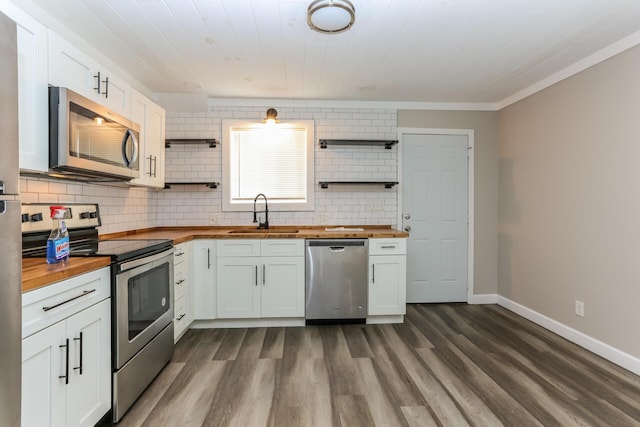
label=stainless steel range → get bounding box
[21,203,175,422]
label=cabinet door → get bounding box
[192,240,216,319]
[216,257,261,318]
[261,257,305,318]
[368,255,407,315]
[49,32,130,117]
[65,299,111,427]
[22,321,67,427]
[1,3,50,172]
[130,90,166,188]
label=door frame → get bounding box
[397,127,475,303]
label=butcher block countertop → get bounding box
[23,225,407,293]
[22,257,112,293]
[102,225,408,245]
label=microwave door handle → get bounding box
[121,129,139,168]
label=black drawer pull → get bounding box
[43,289,96,312]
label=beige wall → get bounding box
[397,111,499,296]
[498,45,640,357]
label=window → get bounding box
[222,119,314,211]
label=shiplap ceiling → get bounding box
[19,0,640,103]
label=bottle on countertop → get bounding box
[46,206,69,264]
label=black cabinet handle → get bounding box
[73,332,83,375]
[102,76,109,98]
[207,248,211,269]
[43,289,96,312]
[372,264,375,284]
[262,264,266,285]
[255,265,258,286]
[94,72,101,94]
[152,155,157,177]
[176,313,186,321]
[59,339,69,384]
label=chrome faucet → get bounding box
[253,193,269,229]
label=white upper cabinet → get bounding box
[130,89,166,188]
[1,1,50,172]
[49,32,131,117]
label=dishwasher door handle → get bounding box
[329,246,345,252]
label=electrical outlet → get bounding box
[209,214,219,225]
[575,300,584,317]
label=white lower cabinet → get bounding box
[368,239,407,316]
[173,241,192,342]
[22,267,111,427]
[216,239,305,319]
[192,240,217,319]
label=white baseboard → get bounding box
[497,296,640,376]
[468,293,498,304]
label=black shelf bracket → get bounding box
[165,139,218,148]
[319,139,398,149]
[318,181,398,189]
[163,182,219,189]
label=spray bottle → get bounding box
[46,206,69,264]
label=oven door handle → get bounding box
[118,248,174,273]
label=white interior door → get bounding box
[402,133,468,302]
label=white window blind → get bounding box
[224,121,314,211]
[230,126,307,202]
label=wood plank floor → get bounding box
[105,304,640,426]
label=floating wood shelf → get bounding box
[163,182,219,189]
[319,139,398,149]
[165,139,218,148]
[318,181,399,189]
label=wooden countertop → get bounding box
[23,225,407,293]
[102,225,409,244]
[22,257,112,294]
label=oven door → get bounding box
[114,248,174,369]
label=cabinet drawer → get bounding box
[22,267,110,339]
[174,295,188,340]
[369,238,406,255]
[217,239,261,257]
[261,239,304,257]
[174,268,188,300]
[173,243,189,266]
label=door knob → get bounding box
[404,213,411,220]
[404,226,412,232]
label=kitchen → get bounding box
[3,0,640,425]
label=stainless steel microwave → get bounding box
[49,87,140,181]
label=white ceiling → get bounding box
[18,0,640,104]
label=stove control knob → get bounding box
[80,211,91,219]
[89,212,97,219]
[30,213,43,222]
[21,213,29,223]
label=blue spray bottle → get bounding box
[46,206,70,264]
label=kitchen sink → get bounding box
[227,228,299,234]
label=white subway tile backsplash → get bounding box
[20,105,398,232]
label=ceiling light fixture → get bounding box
[263,108,280,124]
[307,0,355,34]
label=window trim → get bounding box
[221,119,315,212]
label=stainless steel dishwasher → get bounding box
[305,239,368,322]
